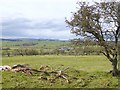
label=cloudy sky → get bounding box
[0,0,101,40]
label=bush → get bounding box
[13,48,39,56]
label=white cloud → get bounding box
[0,0,78,20]
[26,28,75,40]
[0,0,103,21]
[2,18,76,40]
[0,0,103,40]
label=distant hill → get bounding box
[1,38,70,48]
[0,38,68,42]
[1,39,22,41]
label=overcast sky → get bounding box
[0,0,101,40]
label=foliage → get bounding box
[66,0,120,75]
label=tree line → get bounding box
[2,45,104,57]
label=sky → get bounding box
[0,0,101,40]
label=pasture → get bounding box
[1,40,69,49]
[1,55,119,88]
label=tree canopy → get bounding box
[66,1,120,76]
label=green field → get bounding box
[1,55,119,88]
[1,40,69,49]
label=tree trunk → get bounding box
[111,59,119,76]
[7,52,10,57]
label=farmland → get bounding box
[1,55,119,88]
[1,0,120,89]
[1,39,104,56]
[0,39,119,88]
[1,39,69,49]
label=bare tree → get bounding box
[66,1,120,76]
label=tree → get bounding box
[16,49,24,56]
[66,1,120,76]
[6,50,10,57]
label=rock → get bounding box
[0,65,11,71]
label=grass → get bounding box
[1,55,119,88]
[2,55,112,72]
[1,40,70,49]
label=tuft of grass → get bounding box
[2,70,119,88]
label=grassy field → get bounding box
[1,40,69,49]
[2,55,111,72]
[1,55,119,88]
